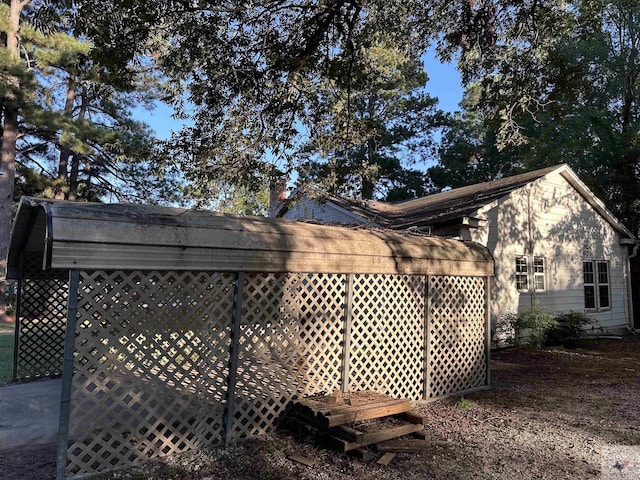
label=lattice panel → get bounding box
[427,276,487,398]
[15,255,68,381]
[67,271,235,478]
[230,273,346,441]
[349,274,426,400]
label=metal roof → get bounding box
[8,197,494,279]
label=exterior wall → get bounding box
[281,196,368,225]
[471,171,630,334]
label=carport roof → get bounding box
[8,197,494,278]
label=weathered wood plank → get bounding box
[333,424,364,443]
[400,411,428,425]
[324,400,412,427]
[348,447,372,461]
[357,423,424,447]
[376,452,396,466]
[325,422,423,452]
[288,454,316,467]
[377,439,456,452]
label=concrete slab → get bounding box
[0,378,61,449]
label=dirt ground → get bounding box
[2,337,639,480]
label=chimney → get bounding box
[268,174,287,217]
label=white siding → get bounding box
[471,171,630,334]
[281,197,368,225]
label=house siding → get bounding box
[281,197,368,225]
[471,171,630,334]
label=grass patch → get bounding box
[0,330,15,384]
[456,397,477,411]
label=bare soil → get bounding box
[2,337,639,479]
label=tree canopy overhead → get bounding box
[59,0,439,196]
[0,1,632,219]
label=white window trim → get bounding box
[583,259,611,312]
[533,256,546,293]
[515,255,529,292]
[515,255,546,293]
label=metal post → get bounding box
[224,272,244,444]
[485,276,492,387]
[56,270,79,480]
[12,253,24,381]
[424,275,431,400]
[340,274,354,393]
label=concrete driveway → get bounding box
[0,378,61,449]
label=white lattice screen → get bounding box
[14,255,68,381]
[229,272,346,441]
[348,274,426,400]
[67,271,235,478]
[427,275,487,398]
[58,269,488,479]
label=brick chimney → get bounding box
[268,175,287,217]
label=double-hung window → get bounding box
[515,256,546,292]
[583,260,610,310]
[533,257,546,292]
[515,256,529,291]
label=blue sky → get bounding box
[136,49,463,140]
[424,48,463,114]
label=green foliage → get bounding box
[545,311,593,348]
[31,0,640,228]
[494,311,518,347]
[514,307,557,348]
[456,397,476,411]
[5,3,180,205]
[298,36,441,200]
[0,333,14,385]
[57,0,440,201]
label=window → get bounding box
[533,257,546,292]
[583,260,610,310]
[583,261,595,309]
[597,261,610,309]
[515,256,528,291]
[515,256,546,292]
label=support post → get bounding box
[485,276,492,387]
[341,274,354,393]
[56,270,79,480]
[224,272,244,444]
[424,275,431,400]
[12,252,23,381]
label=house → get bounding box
[274,164,639,334]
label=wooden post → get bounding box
[423,275,431,400]
[56,270,79,480]
[224,271,244,444]
[341,274,354,393]
[485,276,491,387]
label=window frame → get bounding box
[532,256,546,293]
[596,260,611,310]
[515,255,529,292]
[583,259,611,312]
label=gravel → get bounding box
[2,337,639,479]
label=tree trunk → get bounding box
[0,0,26,322]
[68,154,81,201]
[56,77,77,199]
[68,96,87,201]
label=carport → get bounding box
[8,196,494,479]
